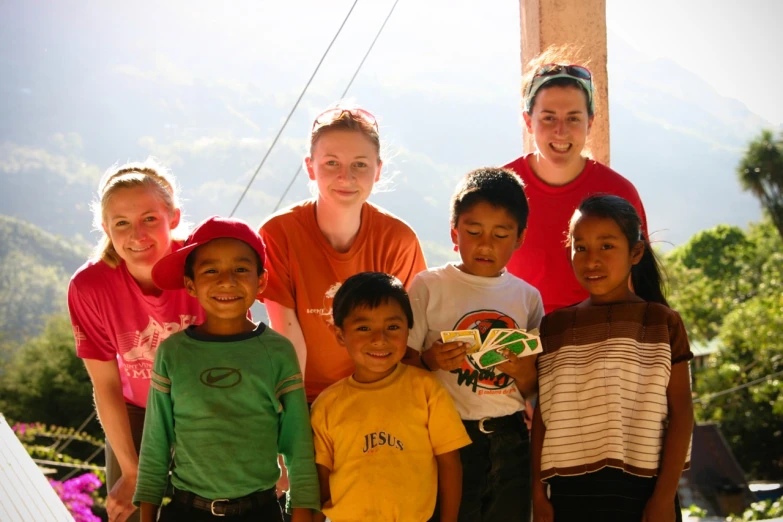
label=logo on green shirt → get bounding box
[200,367,242,388]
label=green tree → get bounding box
[738,129,783,240]
[695,291,783,479]
[666,225,758,342]
[669,219,783,479]
[0,314,99,439]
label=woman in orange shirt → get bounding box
[259,104,427,403]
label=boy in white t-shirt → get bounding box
[408,167,544,522]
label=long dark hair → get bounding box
[569,195,669,306]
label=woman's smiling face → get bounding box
[306,129,382,210]
[524,84,593,169]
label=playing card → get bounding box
[471,330,543,369]
[440,330,483,353]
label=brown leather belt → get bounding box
[465,413,524,434]
[172,487,276,516]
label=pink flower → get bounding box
[49,473,102,522]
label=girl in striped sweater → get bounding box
[532,195,694,522]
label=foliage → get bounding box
[666,218,783,480]
[738,129,783,240]
[726,496,783,521]
[0,314,100,440]
[686,504,707,518]
[666,224,759,342]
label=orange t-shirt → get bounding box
[259,200,427,401]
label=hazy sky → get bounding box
[607,0,783,126]
[0,0,773,247]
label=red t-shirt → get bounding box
[68,254,204,408]
[504,154,648,314]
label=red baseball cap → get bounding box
[152,215,266,291]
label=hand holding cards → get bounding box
[440,328,542,369]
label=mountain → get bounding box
[0,215,89,343]
[0,4,772,262]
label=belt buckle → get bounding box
[478,417,494,434]
[211,498,230,516]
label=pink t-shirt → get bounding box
[68,256,204,408]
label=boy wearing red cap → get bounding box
[133,216,319,522]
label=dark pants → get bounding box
[433,414,531,522]
[548,467,682,522]
[159,491,283,522]
[105,402,146,522]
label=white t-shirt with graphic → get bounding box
[407,263,544,420]
[68,258,204,408]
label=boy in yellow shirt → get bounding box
[310,272,471,522]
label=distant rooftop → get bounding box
[691,338,722,358]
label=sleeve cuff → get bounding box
[432,434,472,456]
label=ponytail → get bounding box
[631,234,669,306]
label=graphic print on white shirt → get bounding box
[450,309,519,394]
[407,263,545,420]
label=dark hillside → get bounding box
[0,215,89,342]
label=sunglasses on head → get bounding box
[312,107,379,132]
[524,63,594,113]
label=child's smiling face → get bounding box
[335,299,409,384]
[570,214,643,304]
[185,238,267,335]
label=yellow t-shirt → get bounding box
[310,364,472,522]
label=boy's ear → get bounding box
[450,228,459,250]
[514,228,527,250]
[256,269,269,297]
[184,277,197,298]
[631,240,645,265]
[330,323,346,347]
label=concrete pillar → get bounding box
[519,0,610,165]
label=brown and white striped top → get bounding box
[537,301,693,480]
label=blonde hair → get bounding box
[90,158,182,268]
[521,44,597,117]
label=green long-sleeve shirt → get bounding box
[133,324,319,512]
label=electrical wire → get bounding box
[271,0,401,213]
[693,368,783,405]
[229,0,360,217]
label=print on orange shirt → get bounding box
[450,310,518,395]
[305,282,343,325]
